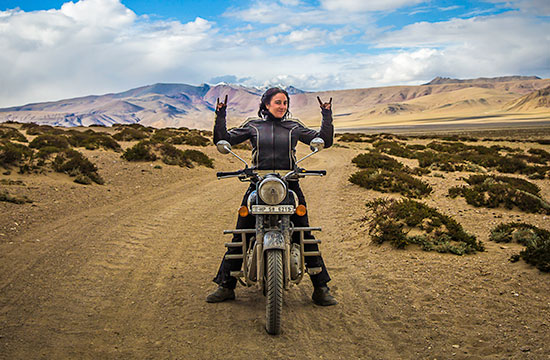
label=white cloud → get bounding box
[489,0,550,15]
[225,1,373,26]
[320,0,425,12]
[0,0,216,107]
[374,14,550,79]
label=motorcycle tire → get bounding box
[265,249,283,335]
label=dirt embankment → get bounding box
[1,138,550,359]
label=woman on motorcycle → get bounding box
[206,87,337,306]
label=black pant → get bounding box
[213,181,331,289]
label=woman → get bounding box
[206,87,337,306]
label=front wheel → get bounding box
[265,249,283,335]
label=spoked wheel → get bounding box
[265,249,283,335]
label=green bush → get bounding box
[181,133,210,146]
[158,144,214,168]
[373,140,416,158]
[29,134,70,150]
[337,133,370,142]
[0,126,27,142]
[66,130,122,152]
[448,175,550,214]
[158,143,192,167]
[112,127,149,141]
[352,151,407,172]
[490,222,550,272]
[349,168,432,198]
[365,198,483,255]
[151,128,182,143]
[113,123,154,133]
[21,123,64,135]
[53,149,104,185]
[411,140,548,176]
[0,141,34,168]
[182,149,214,168]
[122,140,157,162]
[36,146,64,159]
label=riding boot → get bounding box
[206,286,235,303]
[312,286,338,306]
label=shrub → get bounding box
[338,133,369,142]
[0,126,27,142]
[113,127,149,141]
[413,140,548,176]
[21,123,64,135]
[122,140,157,162]
[349,168,432,198]
[490,222,550,272]
[365,198,483,255]
[66,130,122,152]
[29,134,70,150]
[151,128,182,143]
[448,175,550,214]
[158,143,192,167]
[181,133,210,146]
[352,151,407,172]
[36,146,64,159]
[182,149,214,168]
[53,149,104,185]
[158,144,214,168]
[528,148,550,162]
[373,140,415,158]
[113,123,154,133]
[0,141,34,168]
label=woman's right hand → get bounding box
[216,95,228,116]
[317,96,332,111]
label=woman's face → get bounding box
[266,93,288,118]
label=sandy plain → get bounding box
[1,124,550,359]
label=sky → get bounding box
[0,0,549,107]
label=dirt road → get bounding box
[1,144,550,359]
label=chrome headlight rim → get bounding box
[258,176,287,205]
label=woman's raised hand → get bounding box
[216,95,228,115]
[317,96,332,111]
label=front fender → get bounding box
[263,231,285,251]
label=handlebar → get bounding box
[216,169,245,178]
[217,167,326,182]
[295,169,326,176]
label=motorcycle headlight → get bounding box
[258,176,287,205]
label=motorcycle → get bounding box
[215,137,326,335]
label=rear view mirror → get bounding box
[309,137,325,152]
[216,140,231,154]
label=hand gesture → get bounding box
[317,96,332,111]
[216,95,228,114]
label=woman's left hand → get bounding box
[317,96,332,111]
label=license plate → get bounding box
[251,205,295,214]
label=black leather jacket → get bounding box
[214,110,333,170]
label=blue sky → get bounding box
[0,0,549,107]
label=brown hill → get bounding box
[424,75,541,85]
[1,77,549,130]
[506,85,550,112]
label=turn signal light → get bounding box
[296,204,307,216]
[238,206,249,217]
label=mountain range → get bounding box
[0,76,549,130]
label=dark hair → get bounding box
[258,87,290,118]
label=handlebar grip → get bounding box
[302,170,326,176]
[217,170,244,177]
